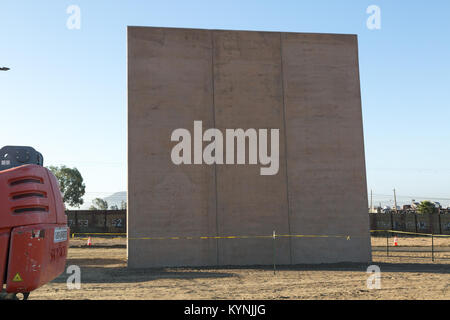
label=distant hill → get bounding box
[103,191,127,209]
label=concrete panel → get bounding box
[441,214,450,235]
[416,214,430,233]
[127,27,217,267]
[431,214,441,234]
[369,214,377,230]
[281,33,371,263]
[105,211,127,233]
[212,30,291,265]
[405,213,417,233]
[392,214,406,231]
[375,213,391,230]
[415,213,440,234]
[67,212,76,232]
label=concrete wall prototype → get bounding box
[127,26,372,267]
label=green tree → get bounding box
[417,201,436,214]
[89,198,108,210]
[48,165,86,208]
[120,200,127,210]
[110,204,119,210]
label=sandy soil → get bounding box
[30,236,450,300]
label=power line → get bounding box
[372,193,450,201]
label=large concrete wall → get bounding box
[127,26,371,268]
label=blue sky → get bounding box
[1,1,449,208]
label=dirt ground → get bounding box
[30,236,450,300]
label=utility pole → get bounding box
[393,188,398,213]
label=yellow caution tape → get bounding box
[71,233,354,241]
[69,230,450,241]
[370,229,450,237]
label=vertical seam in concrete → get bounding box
[211,30,220,266]
[279,33,293,264]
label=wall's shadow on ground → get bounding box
[68,258,126,266]
[51,258,237,284]
[52,257,450,286]
[190,262,450,274]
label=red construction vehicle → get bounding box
[0,146,69,300]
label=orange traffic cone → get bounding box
[87,236,92,246]
[393,236,398,247]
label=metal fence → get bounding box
[67,210,450,236]
[369,212,450,235]
[66,210,126,234]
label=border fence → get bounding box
[66,210,450,236]
[67,210,126,234]
[369,212,450,235]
